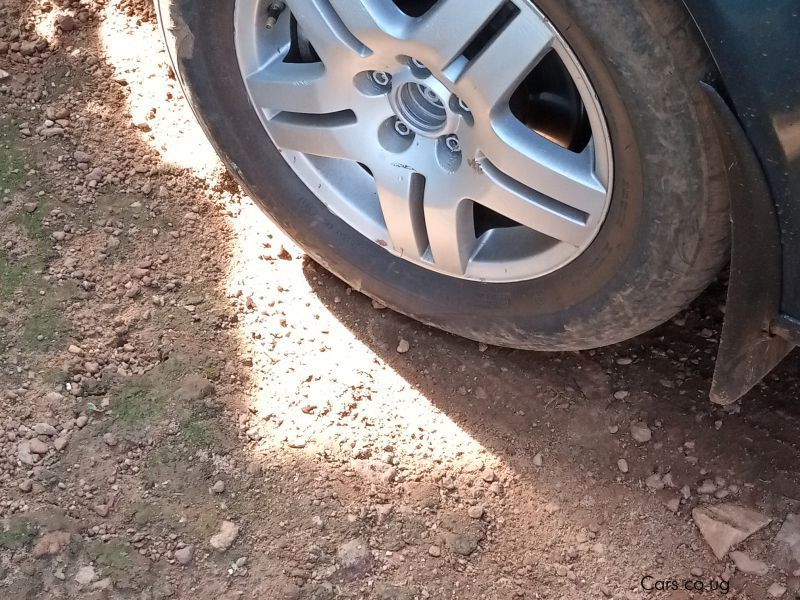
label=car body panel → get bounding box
[683,0,800,316]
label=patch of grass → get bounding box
[22,303,66,348]
[181,418,216,449]
[0,256,27,302]
[111,383,166,428]
[0,519,37,550]
[0,127,26,190]
[88,540,133,580]
[13,207,49,246]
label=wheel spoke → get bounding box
[479,115,607,216]
[245,61,349,115]
[453,10,553,113]
[423,176,477,275]
[410,0,506,71]
[267,110,362,160]
[326,0,407,54]
[372,165,429,259]
[475,162,592,247]
[285,0,371,63]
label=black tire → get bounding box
[157,0,729,350]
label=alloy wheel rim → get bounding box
[235,0,613,282]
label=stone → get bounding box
[211,480,225,494]
[29,438,49,454]
[337,538,373,580]
[33,423,58,436]
[53,437,68,451]
[175,545,194,565]
[18,441,38,465]
[767,583,787,598]
[174,374,215,402]
[32,531,71,558]
[730,551,770,576]
[396,339,410,354]
[630,421,652,443]
[103,432,118,447]
[692,504,772,559]
[94,504,109,517]
[57,15,76,31]
[532,453,543,467]
[445,532,481,556]
[210,521,239,551]
[75,565,96,586]
[18,479,33,492]
[428,545,441,557]
[617,459,629,473]
[468,505,484,519]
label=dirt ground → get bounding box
[2,1,800,599]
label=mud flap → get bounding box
[701,83,793,404]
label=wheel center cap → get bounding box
[395,82,447,135]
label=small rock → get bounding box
[18,479,33,492]
[33,423,58,436]
[692,503,772,559]
[767,583,787,598]
[396,339,410,354]
[174,374,215,402]
[337,538,373,580]
[68,344,83,355]
[53,437,68,451]
[57,14,76,31]
[175,545,194,565]
[32,531,71,558]
[103,432,118,447]
[630,421,652,443]
[444,532,480,556]
[29,438,49,454]
[730,550,770,576]
[532,453,543,467]
[468,505,484,519]
[428,545,441,557]
[210,521,239,551]
[665,497,681,513]
[24,202,38,213]
[94,504,109,517]
[617,459,629,473]
[75,565,96,586]
[211,480,225,494]
[76,415,88,428]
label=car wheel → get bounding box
[157,0,729,349]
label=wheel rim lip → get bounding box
[233,0,614,283]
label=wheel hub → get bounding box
[396,82,446,135]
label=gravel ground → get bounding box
[2,1,800,599]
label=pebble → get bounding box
[18,478,33,492]
[53,437,68,451]
[396,339,410,354]
[630,421,652,443]
[617,459,629,473]
[94,504,109,517]
[175,545,194,565]
[532,453,543,467]
[337,538,373,580]
[29,438,49,454]
[730,551,769,576]
[428,545,441,557]
[103,432,118,447]
[210,521,239,551]
[468,506,484,519]
[211,480,225,494]
[767,583,787,598]
[33,422,58,436]
[75,565,96,586]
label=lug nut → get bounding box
[371,71,391,87]
[411,58,428,71]
[445,135,461,153]
[394,120,412,137]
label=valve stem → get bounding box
[265,1,286,29]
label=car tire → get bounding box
[157,0,729,350]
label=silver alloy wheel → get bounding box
[235,0,613,282]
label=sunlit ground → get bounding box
[98,0,501,477]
